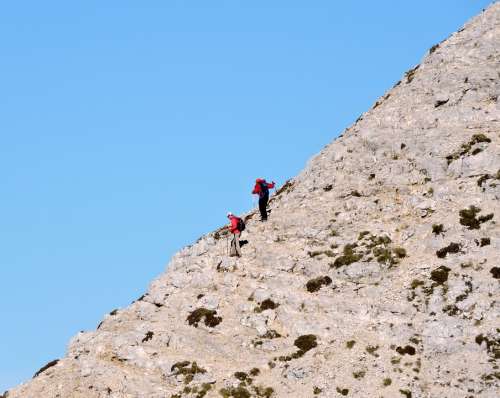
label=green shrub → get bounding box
[436,243,460,258]
[187,308,222,328]
[306,276,332,293]
[432,224,444,235]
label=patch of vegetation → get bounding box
[252,386,274,398]
[277,335,318,362]
[373,245,406,265]
[346,340,356,349]
[410,279,425,289]
[173,382,213,398]
[443,304,460,316]
[490,267,500,279]
[219,386,251,398]
[446,134,492,164]
[197,383,213,398]
[396,345,416,356]
[33,359,59,378]
[471,133,492,144]
[387,247,407,262]
[333,233,406,268]
[336,387,349,396]
[262,330,282,339]
[254,299,279,313]
[331,244,362,268]
[391,356,401,364]
[142,331,154,343]
[480,237,491,247]
[171,361,207,384]
[250,368,260,376]
[368,173,375,180]
[234,372,250,383]
[459,205,494,229]
[477,170,500,189]
[475,333,500,359]
[220,380,274,398]
[323,184,333,192]
[366,345,380,357]
[405,65,420,83]
[187,308,222,328]
[313,386,322,395]
[383,378,392,386]
[353,370,366,379]
[434,99,449,108]
[399,389,412,398]
[432,224,444,235]
[436,243,461,258]
[306,276,332,293]
[430,266,451,284]
[358,231,370,240]
[363,234,390,248]
[309,249,335,258]
[477,174,490,187]
[295,334,318,352]
[429,43,439,54]
[455,279,472,303]
[272,179,295,199]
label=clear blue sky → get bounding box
[0,1,492,392]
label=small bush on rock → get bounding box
[277,335,318,362]
[187,308,222,328]
[436,243,461,258]
[396,345,416,355]
[332,244,362,268]
[446,134,491,164]
[430,266,451,284]
[459,206,493,229]
[490,267,500,279]
[33,359,59,378]
[432,224,444,235]
[254,299,279,313]
[171,361,206,384]
[306,276,332,293]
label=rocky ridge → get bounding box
[6,3,500,398]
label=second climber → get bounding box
[252,178,275,221]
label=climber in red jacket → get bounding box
[252,178,275,221]
[227,212,243,257]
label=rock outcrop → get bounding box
[6,3,500,398]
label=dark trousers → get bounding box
[259,195,269,220]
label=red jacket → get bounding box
[228,215,241,234]
[252,179,275,197]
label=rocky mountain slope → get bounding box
[6,3,500,398]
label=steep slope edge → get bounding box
[7,4,500,398]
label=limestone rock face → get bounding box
[6,4,500,398]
